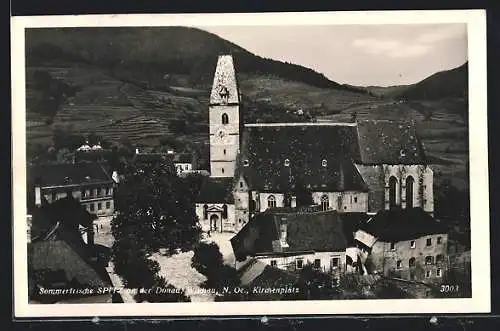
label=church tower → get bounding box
[209,54,240,178]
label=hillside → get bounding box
[24,27,469,191]
[392,62,468,101]
[25,26,377,148]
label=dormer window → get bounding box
[284,159,290,167]
[322,159,327,167]
[243,159,249,167]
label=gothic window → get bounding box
[221,113,229,125]
[222,204,228,219]
[389,176,398,208]
[321,195,329,211]
[406,176,415,208]
[409,257,416,267]
[203,204,208,220]
[267,195,276,208]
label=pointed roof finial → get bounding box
[209,54,239,105]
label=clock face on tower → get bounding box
[214,126,231,144]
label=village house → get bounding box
[27,196,114,304]
[230,206,366,278]
[354,207,449,284]
[29,162,116,218]
[195,54,435,234]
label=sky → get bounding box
[199,24,468,87]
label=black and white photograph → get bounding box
[11,10,489,317]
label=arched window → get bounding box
[223,149,226,155]
[221,113,229,124]
[243,159,249,167]
[203,204,208,220]
[389,176,398,209]
[409,257,416,268]
[406,176,415,209]
[321,195,329,211]
[222,204,228,219]
[321,159,327,167]
[267,195,276,208]
[284,159,290,167]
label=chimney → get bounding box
[279,222,289,248]
[112,170,119,184]
[35,186,42,207]
[27,215,33,243]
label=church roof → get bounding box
[197,177,234,204]
[358,207,447,242]
[231,209,355,260]
[235,121,428,192]
[209,54,240,105]
[238,123,367,192]
[355,120,427,165]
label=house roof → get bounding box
[231,209,356,260]
[358,207,447,242]
[197,177,234,204]
[356,120,427,165]
[238,123,368,192]
[209,54,240,105]
[29,162,113,187]
[28,240,111,288]
[173,153,193,163]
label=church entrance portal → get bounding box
[209,214,221,232]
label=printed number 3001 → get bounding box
[440,285,459,293]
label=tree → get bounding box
[112,160,202,254]
[293,264,341,300]
[191,242,224,277]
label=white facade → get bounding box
[195,203,236,233]
[256,251,346,275]
[383,164,434,214]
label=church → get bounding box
[195,54,434,233]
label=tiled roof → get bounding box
[29,162,113,187]
[197,177,234,203]
[236,121,427,192]
[209,55,240,105]
[28,240,110,288]
[231,209,356,260]
[30,196,96,251]
[239,123,367,192]
[355,120,427,164]
[358,207,447,242]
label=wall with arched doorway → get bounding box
[195,203,236,232]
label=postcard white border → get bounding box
[11,10,489,318]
